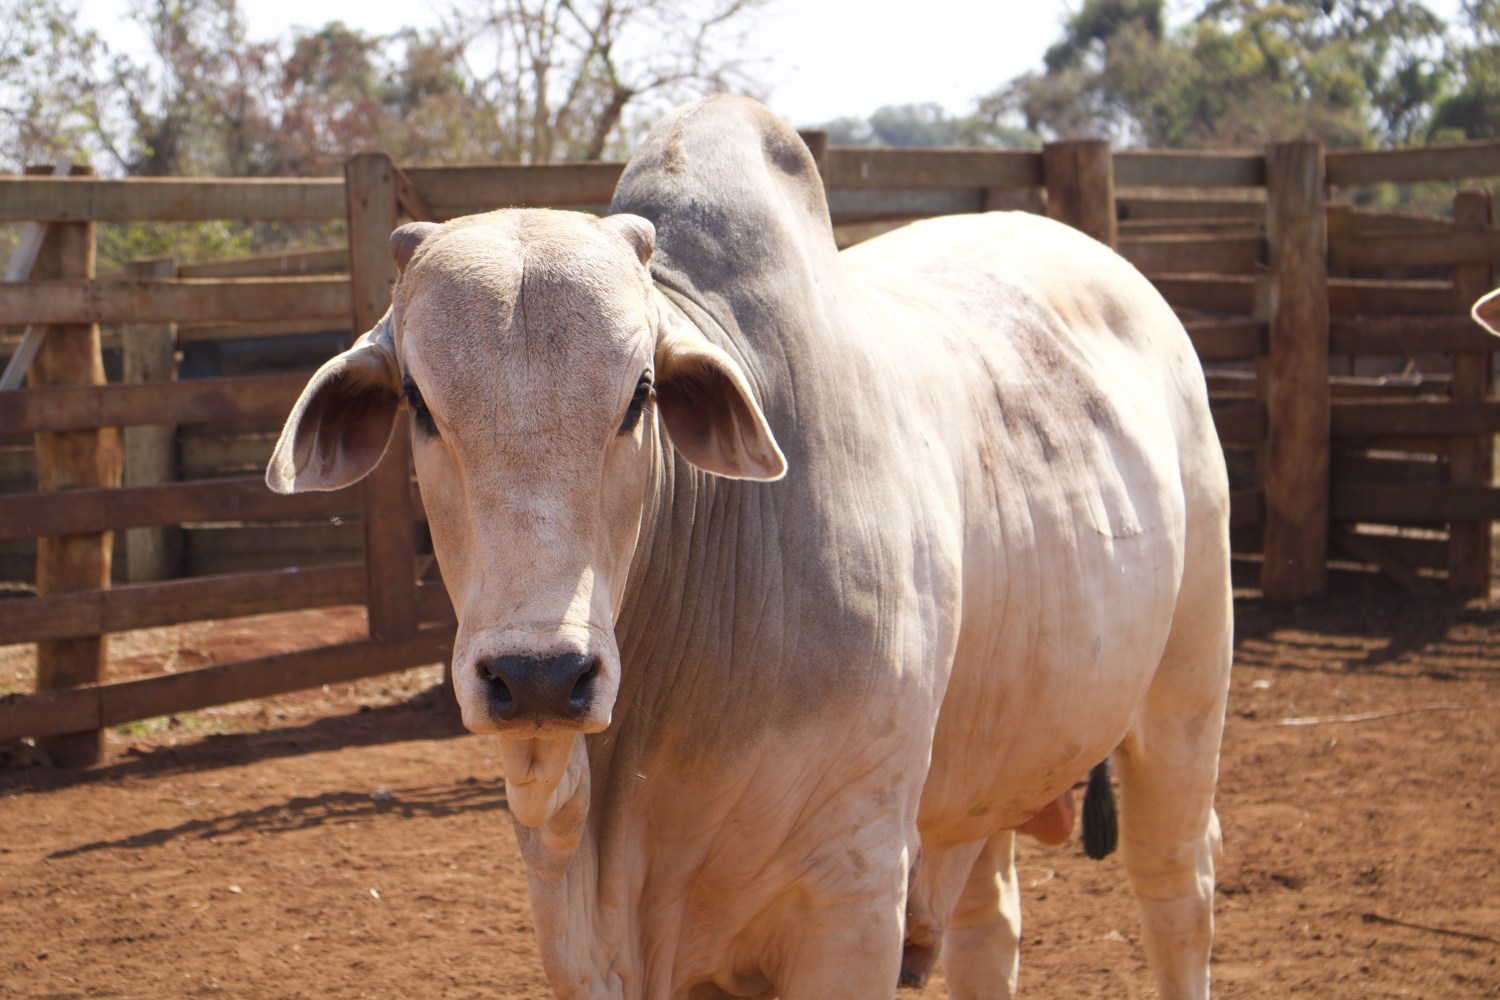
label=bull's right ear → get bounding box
[1475,289,1500,336]
[266,310,402,494]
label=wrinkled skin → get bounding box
[269,97,1232,999]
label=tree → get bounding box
[985,0,1452,149]
[808,103,1038,150]
[0,0,103,171]
[1428,1,1500,141]
[436,0,768,162]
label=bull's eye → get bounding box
[618,370,654,435]
[402,377,437,437]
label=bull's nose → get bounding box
[476,652,599,723]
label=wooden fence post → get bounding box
[1043,139,1117,248]
[122,256,181,583]
[1260,141,1330,602]
[798,130,829,188]
[1449,188,1496,596]
[27,163,120,766]
[346,152,419,642]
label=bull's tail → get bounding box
[1081,757,1118,860]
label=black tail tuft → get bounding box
[1082,758,1118,860]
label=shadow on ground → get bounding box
[0,685,469,797]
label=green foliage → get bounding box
[985,0,1475,150]
[0,0,103,170]
[1428,1,1500,141]
[808,103,1039,150]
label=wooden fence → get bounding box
[1,136,1497,761]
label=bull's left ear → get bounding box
[1475,289,1500,336]
[655,323,787,482]
[266,310,402,493]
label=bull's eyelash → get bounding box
[402,377,437,436]
[618,371,655,435]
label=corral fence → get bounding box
[1,135,1496,763]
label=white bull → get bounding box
[268,96,1232,999]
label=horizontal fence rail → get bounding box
[0,177,344,222]
[0,276,350,326]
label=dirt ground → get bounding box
[2,595,1498,999]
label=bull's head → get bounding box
[267,210,784,827]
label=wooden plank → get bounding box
[1330,315,1500,354]
[1328,278,1457,315]
[177,247,348,279]
[1330,227,1500,270]
[1117,196,1262,221]
[0,563,365,644]
[121,257,181,584]
[1332,452,1444,484]
[1185,318,1266,360]
[1260,140,1330,601]
[401,163,623,213]
[393,164,436,223]
[1448,189,1497,595]
[0,275,350,326]
[824,147,1043,190]
[348,152,419,642]
[0,373,308,434]
[1120,235,1266,274]
[1329,373,1451,398]
[1149,274,1259,314]
[1045,140,1116,247]
[1113,150,1266,188]
[0,626,454,742]
[1230,487,1264,528]
[178,434,275,474]
[1331,483,1500,523]
[1329,526,1439,595]
[1331,400,1500,437]
[826,188,985,221]
[176,317,352,344]
[27,164,117,767]
[1332,206,1454,238]
[1212,402,1266,444]
[0,475,357,541]
[1326,139,1500,186]
[798,131,829,188]
[0,176,345,222]
[1118,217,1262,236]
[186,522,361,556]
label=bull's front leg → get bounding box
[754,827,913,1000]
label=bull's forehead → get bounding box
[395,212,654,434]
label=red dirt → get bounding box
[2,596,1498,998]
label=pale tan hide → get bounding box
[269,96,1232,1000]
[1475,287,1500,335]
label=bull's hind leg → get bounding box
[938,831,1021,1000]
[1115,538,1232,1000]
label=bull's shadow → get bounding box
[0,684,468,796]
[47,777,507,859]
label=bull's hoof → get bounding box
[899,942,936,990]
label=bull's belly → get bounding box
[916,526,1181,845]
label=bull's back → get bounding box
[843,212,1225,840]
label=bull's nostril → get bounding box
[569,660,599,711]
[478,659,513,711]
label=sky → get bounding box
[75,0,1469,129]
[74,0,1075,127]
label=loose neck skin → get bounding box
[510,292,760,995]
